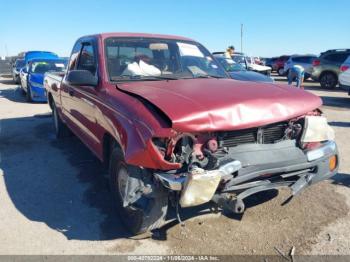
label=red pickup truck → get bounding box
[44,33,338,235]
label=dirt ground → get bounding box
[0,74,349,256]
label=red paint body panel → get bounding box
[45,33,322,171]
[118,79,322,132]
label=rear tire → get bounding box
[320,72,338,89]
[109,145,168,235]
[26,86,32,102]
[52,102,71,138]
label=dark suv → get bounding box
[311,49,350,89]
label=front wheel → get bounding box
[277,67,285,76]
[109,145,168,235]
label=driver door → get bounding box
[20,64,30,91]
[62,39,100,152]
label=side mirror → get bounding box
[65,70,98,86]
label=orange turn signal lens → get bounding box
[329,155,337,171]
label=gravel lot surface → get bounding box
[0,74,349,255]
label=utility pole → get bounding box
[240,24,243,53]
[5,44,8,58]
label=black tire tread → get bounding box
[52,102,71,138]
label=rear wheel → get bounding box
[52,102,71,138]
[320,72,338,89]
[109,145,168,235]
[26,86,32,102]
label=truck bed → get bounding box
[44,72,64,108]
[45,71,64,82]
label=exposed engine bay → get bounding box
[153,117,306,172]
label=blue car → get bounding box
[214,54,274,83]
[20,58,67,102]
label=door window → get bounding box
[77,43,97,75]
[68,41,82,71]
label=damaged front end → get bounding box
[151,114,338,214]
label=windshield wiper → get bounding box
[114,75,179,81]
[192,74,225,79]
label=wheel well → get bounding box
[102,133,122,168]
[320,71,338,81]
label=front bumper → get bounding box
[156,140,338,211]
[30,84,47,102]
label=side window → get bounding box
[324,53,348,63]
[295,57,312,63]
[292,57,302,63]
[305,57,315,63]
[77,43,97,75]
[68,42,82,71]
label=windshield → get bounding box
[216,57,246,72]
[30,61,67,74]
[15,60,25,68]
[231,55,247,69]
[105,38,227,81]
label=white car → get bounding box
[284,55,317,79]
[245,56,272,75]
[339,55,350,93]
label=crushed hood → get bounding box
[118,79,322,132]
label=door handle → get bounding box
[69,90,75,96]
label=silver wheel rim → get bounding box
[117,166,130,202]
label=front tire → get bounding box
[277,67,285,76]
[109,145,168,235]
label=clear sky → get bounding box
[1,0,349,57]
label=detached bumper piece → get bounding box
[155,161,241,207]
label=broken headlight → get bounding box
[301,116,335,143]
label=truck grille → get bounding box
[218,122,288,148]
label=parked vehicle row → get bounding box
[311,49,350,89]
[42,32,339,236]
[213,54,274,83]
[212,52,272,76]
[20,58,67,102]
[265,49,350,89]
[11,51,68,102]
